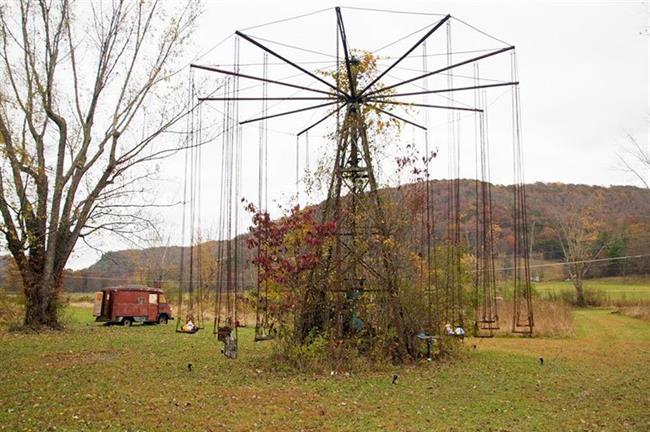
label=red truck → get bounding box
[93,286,173,326]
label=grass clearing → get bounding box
[535,277,650,302]
[0,304,649,431]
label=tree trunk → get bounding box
[296,284,328,342]
[573,276,586,307]
[22,270,62,329]
[388,285,413,360]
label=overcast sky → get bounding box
[194,0,649,184]
[67,0,649,269]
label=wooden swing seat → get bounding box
[176,327,201,334]
[217,326,233,342]
[254,334,275,342]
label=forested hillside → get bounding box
[2,181,648,293]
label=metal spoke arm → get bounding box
[199,97,339,101]
[335,7,356,99]
[235,30,345,96]
[368,81,519,99]
[370,106,427,130]
[366,45,515,97]
[191,64,335,96]
[240,101,338,125]
[297,103,347,136]
[366,100,482,112]
[359,14,451,96]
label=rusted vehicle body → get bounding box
[93,286,173,326]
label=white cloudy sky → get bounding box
[202,0,649,184]
[67,0,649,268]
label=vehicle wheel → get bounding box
[122,318,133,327]
[158,315,168,325]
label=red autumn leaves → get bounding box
[245,202,336,286]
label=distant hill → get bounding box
[402,180,650,260]
[391,180,650,279]
[3,181,645,293]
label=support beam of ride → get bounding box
[368,81,519,98]
[199,97,339,101]
[240,101,338,125]
[359,14,451,96]
[190,64,334,96]
[297,103,346,136]
[371,106,427,130]
[335,7,356,99]
[366,45,515,96]
[235,30,345,96]
[367,100,483,112]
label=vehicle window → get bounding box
[137,297,144,305]
[158,294,166,304]
[149,293,158,304]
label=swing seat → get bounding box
[445,331,465,340]
[416,332,437,341]
[254,334,275,342]
[176,327,201,334]
[217,326,232,342]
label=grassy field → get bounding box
[535,276,650,301]
[0,304,649,431]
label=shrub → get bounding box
[614,303,650,321]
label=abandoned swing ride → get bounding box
[174,6,534,359]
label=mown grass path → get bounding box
[0,308,648,431]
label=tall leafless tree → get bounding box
[553,204,609,307]
[0,0,200,328]
[618,134,650,189]
[617,133,649,189]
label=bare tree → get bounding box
[553,204,608,307]
[617,133,649,189]
[0,0,199,328]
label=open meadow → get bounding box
[1,299,649,431]
[535,277,650,302]
[534,277,650,322]
[0,1,648,431]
